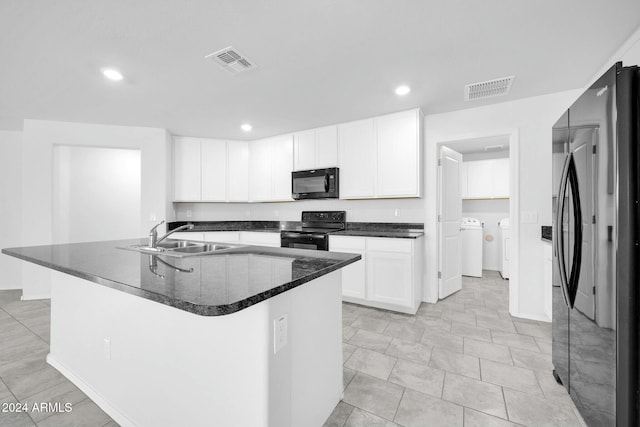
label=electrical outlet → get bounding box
[149,213,157,221]
[103,338,111,360]
[273,314,288,354]
[186,210,192,218]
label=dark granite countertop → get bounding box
[168,221,425,239]
[168,221,295,233]
[2,239,360,316]
[541,225,552,243]
[332,230,424,239]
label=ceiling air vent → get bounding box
[205,46,257,75]
[464,76,514,101]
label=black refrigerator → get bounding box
[552,62,639,426]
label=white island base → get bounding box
[46,270,343,427]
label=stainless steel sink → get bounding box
[119,240,242,257]
[171,243,231,254]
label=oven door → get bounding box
[280,231,329,251]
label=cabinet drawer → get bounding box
[367,238,412,253]
[329,236,366,251]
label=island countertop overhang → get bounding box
[2,239,361,316]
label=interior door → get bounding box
[439,146,463,299]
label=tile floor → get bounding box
[325,271,586,427]
[0,272,584,427]
[0,290,117,427]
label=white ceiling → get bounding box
[1,1,639,140]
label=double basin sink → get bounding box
[121,240,243,258]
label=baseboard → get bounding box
[46,355,137,427]
[512,311,551,323]
[21,293,50,301]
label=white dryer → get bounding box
[498,218,510,279]
[461,217,483,278]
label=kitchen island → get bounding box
[2,239,360,427]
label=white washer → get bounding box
[461,217,483,278]
[498,218,510,279]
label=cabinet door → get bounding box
[200,139,227,201]
[367,251,413,307]
[271,135,294,201]
[330,236,366,299]
[173,137,201,201]
[338,119,376,198]
[465,160,493,198]
[240,232,281,247]
[460,163,469,198]
[376,111,420,197]
[293,130,316,171]
[491,158,510,198]
[249,139,272,202]
[315,125,339,168]
[227,141,249,202]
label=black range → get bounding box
[280,211,346,251]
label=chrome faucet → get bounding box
[148,221,194,248]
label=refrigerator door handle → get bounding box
[566,156,583,308]
[555,154,572,308]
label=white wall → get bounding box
[175,197,425,223]
[52,146,142,244]
[462,199,509,271]
[424,90,582,319]
[20,120,173,299]
[0,131,23,290]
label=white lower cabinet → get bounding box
[330,236,366,299]
[203,232,241,244]
[171,231,280,248]
[330,235,423,314]
[170,232,203,241]
[240,232,281,247]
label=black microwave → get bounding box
[291,167,339,200]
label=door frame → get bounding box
[435,128,520,316]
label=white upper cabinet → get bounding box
[248,139,272,202]
[376,110,421,197]
[462,158,509,199]
[315,126,339,168]
[227,142,249,202]
[293,130,316,171]
[173,138,248,202]
[271,135,294,201]
[492,158,510,198]
[249,135,293,202]
[338,119,376,198]
[174,137,202,201]
[201,139,227,202]
[293,125,338,171]
[338,109,422,199]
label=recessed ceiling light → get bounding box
[241,124,252,132]
[395,85,410,96]
[102,68,124,81]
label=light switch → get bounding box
[274,314,288,354]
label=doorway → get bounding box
[52,146,142,244]
[436,132,519,314]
